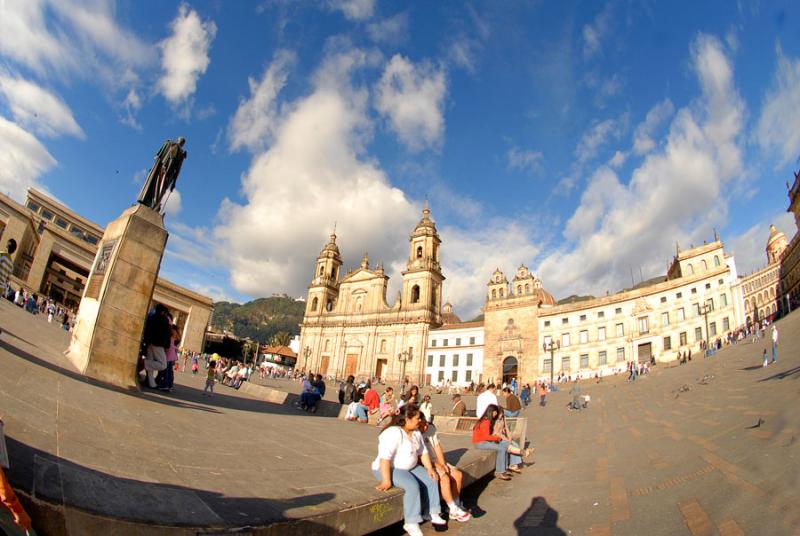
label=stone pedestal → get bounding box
[66,204,168,389]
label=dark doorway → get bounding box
[637,342,652,363]
[502,356,518,385]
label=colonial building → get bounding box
[298,205,444,382]
[0,189,213,352]
[424,303,484,386]
[478,241,739,384]
[734,225,787,325]
[781,170,800,311]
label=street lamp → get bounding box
[303,346,311,373]
[397,350,411,394]
[340,342,348,381]
[542,340,560,387]
[700,302,712,357]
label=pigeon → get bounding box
[745,418,765,429]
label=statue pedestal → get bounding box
[66,204,168,389]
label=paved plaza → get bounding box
[2,298,800,535]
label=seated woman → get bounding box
[356,381,380,423]
[300,374,324,412]
[492,411,531,474]
[472,404,526,481]
[376,387,396,426]
[346,387,364,421]
[418,414,471,522]
[397,385,420,409]
[372,404,446,536]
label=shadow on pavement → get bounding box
[0,337,335,418]
[6,436,337,534]
[757,365,800,381]
[513,497,566,535]
[0,328,40,349]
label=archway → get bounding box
[502,356,518,387]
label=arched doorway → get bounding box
[502,356,518,386]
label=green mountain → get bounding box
[210,296,305,344]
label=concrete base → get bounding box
[66,204,167,388]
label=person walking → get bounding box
[539,382,548,407]
[771,325,779,364]
[203,360,216,396]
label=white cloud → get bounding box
[728,212,797,275]
[582,3,613,60]
[575,116,626,163]
[539,34,745,299]
[0,116,56,201]
[0,73,84,139]
[756,46,800,167]
[163,188,182,217]
[440,221,542,319]
[507,146,544,175]
[214,47,419,298]
[328,0,375,21]
[158,4,217,106]
[375,55,446,152]
[227,50,295,153]
[608,150,627,168]
[121,88,143,130]
[367,12,409,45]
[632,99,674,155]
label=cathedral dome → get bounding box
[442,302,462,325]
[537,288,556,306]
[766,224,788,265]
[412,204,438,237]
[320,232,340,256]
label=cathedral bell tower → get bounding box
[306,231,342,316]
[401,203,444,323]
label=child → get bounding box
[204,361,216,396]
[191,354,199,375]
[376,387,396,426]
[762,348,769,368]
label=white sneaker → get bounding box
[403,522,423,536]
[429,513,447,525]
[449,506,471,522]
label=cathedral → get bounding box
[298,205,444,383]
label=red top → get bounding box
[364,388,380,412]
[472,419,502,444]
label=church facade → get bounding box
[298,206,444,383]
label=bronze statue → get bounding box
[137,137,187,213]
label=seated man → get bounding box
[450,394,467,416]
[418,415,471,522]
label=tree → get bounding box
[269,331,292,347]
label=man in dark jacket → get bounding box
[142,304,171,388]
[340,375,356,405]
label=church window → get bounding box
[324,340,330,351]
[713,255,720,267]
[380,339,387,353]
[499,288,505,297]
[525,284,530,294]
[701,260,708,271]
[517,285,522,294]
[411,285,421,303]
[326,300,333,312]
[311,297,318,311]
[318,266,324,276]
[331,267,337,279]
[416,245,423,258]
[687,264,694,275]
[491,289,497,299]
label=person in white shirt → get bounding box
[771,325,779,364]
[418,414,471,522]
[476,383,499,420]
[372,404,445,536]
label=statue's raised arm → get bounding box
[137,137,187,214]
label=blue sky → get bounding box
[1,0,799,318]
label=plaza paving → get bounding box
[435,311,800,536]
[2,295,800,535]
[0,300,483,535]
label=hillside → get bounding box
[211,296,305,344]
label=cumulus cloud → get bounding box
[507,146,544,175]
[228,50,295,153]
[756,46,800,167]
[328,0,375,21]
[0,73,84,139]
[375,55,446,152]
[727,212,797,275]
[214,47,419,298]
[367,12,409,45]
[539,34,745,299]
[0,116,56,200]
[632,99,674,155]
[158,4,217,106]
[575,115,626,164]
[163,188,182,217]
[440,220,542,319]
[582,3,613,60]
[121,88,143,130]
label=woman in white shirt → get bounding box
[372,404,446,536]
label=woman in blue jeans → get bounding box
[472,404,526,481]
[372,404,446,536]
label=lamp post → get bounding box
[340,342,348,381]
[542,340,560,387]
[700,302,711,357]
[303,346,311,373]
[398,350,411,394]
